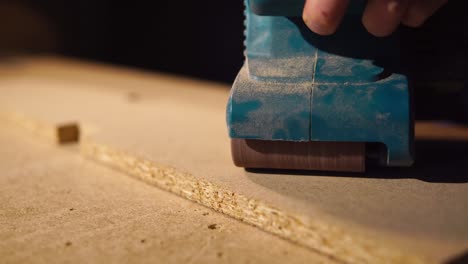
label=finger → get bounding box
[402,0,448,27]
[362,0,409,37]
[302,0,350,36]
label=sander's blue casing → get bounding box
[227,0,414,166]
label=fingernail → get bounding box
[387,0,403,14]
[303,13,330,35]
[302,0,348,35]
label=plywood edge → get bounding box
[416,122,468,141]
[0,110,79,144]
[80,139,429,264]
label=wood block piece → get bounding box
[57,123,80,144]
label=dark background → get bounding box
[0,0,466,121]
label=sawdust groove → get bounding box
[80,139,426,264]
[0,111,79,144]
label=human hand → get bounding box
[302,0,448,37]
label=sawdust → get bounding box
[0,111,79,144]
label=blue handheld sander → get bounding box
[226,0,414,172]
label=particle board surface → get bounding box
[0,123,332,264]
[1,57,467,263]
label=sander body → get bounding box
[227,0,414,172]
